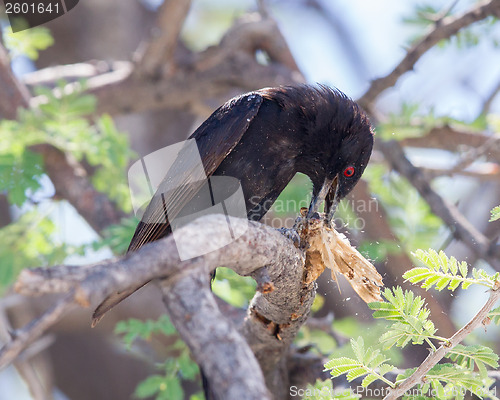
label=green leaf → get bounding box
[4,26,54,59]
[0,150,44,206]
[178,352,199,381]
[380,322,429,349]
[347,367,369,381]
[134,375,164,398]
[459,260,468,278]
[448,278,461,291]
[361,374,378,388]
[351,337,365,362]
[446,344,499,378]
[114,315,177,349]
[490,206,500,222]
[325,357,359,377]
[0,84,134,212]
[424,363,493,397]
[368,301,402,321]
[158,376,184,400]
[324,338,394,389]
[369,287,435,336]
[395,367,416,385]
[408,249,497,290]
[489,306,500,325]
[93,216,139,255]
[0,209,76,294]
[379,364,395,376]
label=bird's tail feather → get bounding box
[91,281,150,327]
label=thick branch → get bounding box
[0,45,30,118]
[379,140,499,268]
[161,274,271,400]
[358,0,500,111]
[241,243,315,396]
[29,16,303,117]
[384,285,500,400]
[31,144,125,234]
[135,0,192,78]
[3,215,315,399]
[219,14,300,73]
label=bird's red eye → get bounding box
[344,166,355,177]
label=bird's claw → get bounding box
[277,227,301,248]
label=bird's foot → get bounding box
[277,227,301,248]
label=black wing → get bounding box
[92,93,263,326]
[127,92,263,251]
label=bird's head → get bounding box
[304,86,374,222]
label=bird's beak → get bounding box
[326,176,340,223]
[307,175,338,219]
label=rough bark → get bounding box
[2,215,317,399]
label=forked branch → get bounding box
[1,215,315,399]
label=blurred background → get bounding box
[1,0,500,399]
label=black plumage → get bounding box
[92,84,374,325]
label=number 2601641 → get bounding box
[5,2,60,14]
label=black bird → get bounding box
[92,84,374,325]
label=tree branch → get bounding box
[0,293,76,370]
[350,180,457,336]
[0,43,124,234]
[482,78,500,116]
[22,61,120,87]
[400,125,500,164]
[384,284,500,400]
[358,0,500,112]
[135,0,192,78]
[29,15,304,117]
[0,44,30,118]
[2,215,318,398]
[378,140,500,268]
[161,273,271,400]
[0,295,55,400]
[30,144,126,234]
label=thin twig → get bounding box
[420,164,500,180]
[0,296,52,400]
[379,140,500,269]
[22,61,118,86]
[358,0,500,112]
[401,125,500,165]
[433,0,460,22]
[384,285,500,399]
[482,78,500,116]
[447,136,500,175]
[0,292,76,370]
